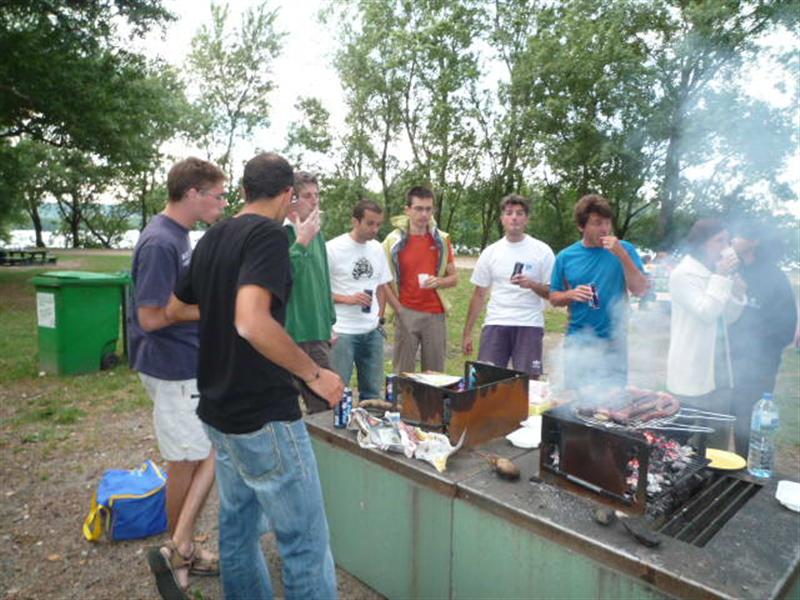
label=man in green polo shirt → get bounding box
[285,171,337,413]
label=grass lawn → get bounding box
[0,251,149,446]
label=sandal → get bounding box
[147,541,191,600]
[188,543,219,577]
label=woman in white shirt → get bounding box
[666,219,744,448]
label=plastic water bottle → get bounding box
[747,393,779,479]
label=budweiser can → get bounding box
[334,387,353,428]
[588,283,600,309]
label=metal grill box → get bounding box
[396,361,528,448]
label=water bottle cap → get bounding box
[763,392,774,401]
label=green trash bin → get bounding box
[31,271,131,375]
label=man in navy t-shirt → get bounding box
[549,194,649,389]
[130,157,227,598]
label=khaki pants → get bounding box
[393,307,447,374]
[297,340,333,414]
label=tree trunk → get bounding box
[140,178,149,231]
[66,195,81,248]
[26,200,44,247]
[658,126,682,250]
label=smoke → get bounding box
[543,222,797,454]
[545,295,671,402]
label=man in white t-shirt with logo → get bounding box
[327,199,393,400]
[462,194,555,375]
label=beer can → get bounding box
[362,289,373,313]
[334,387,353,428]
[385,374,397,404]
[511,262,524,280]
[588,283,600,309]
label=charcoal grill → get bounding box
[540,404,763,545]
[540,404,710,515]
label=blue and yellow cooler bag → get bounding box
[83,460,168,542]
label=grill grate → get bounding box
[645,455,711,520]
[656,474,762,547]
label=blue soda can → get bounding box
[588,283,600,309]
[334,387,353,428]
[385,375,397,404]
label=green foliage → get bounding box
[186,1,284,181]
[1,2,179,163]
[285,96,334,170]
[0,1,195,239]
[775,348,800,447]
[646,0,799,247]
[327,0,798,252]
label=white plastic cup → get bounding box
[417,273,431,288]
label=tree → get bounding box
[325,0,797,254]
[0,1,175,161]
[330,0,484,224]
[647,0,799,247]
[495,0,662,249]
[284,96,333,171]
[327,0,408,212]
[186,1,284,185]
[0,1,195,241]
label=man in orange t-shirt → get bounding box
[382,186,458,373]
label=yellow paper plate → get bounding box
[705,448,746,470]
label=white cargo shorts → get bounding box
[139,373,212,462]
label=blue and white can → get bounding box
[385,374,397,404]
[334,387,353,428]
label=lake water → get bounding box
[4,230,206,249]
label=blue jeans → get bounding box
[204,420,337,600]
[331,328,385,400]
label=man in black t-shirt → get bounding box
[165,153,343,600]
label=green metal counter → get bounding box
[306,412,800,600]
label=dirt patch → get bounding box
[0,380,383,600]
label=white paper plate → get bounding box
[776,480,800,513]
[519,415,542,429]
[506,426,541,449]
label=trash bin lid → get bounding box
[31,270,131,287]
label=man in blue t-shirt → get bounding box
[130,157,227,598]
[549,194,649,389]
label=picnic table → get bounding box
[0,248,57,266]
